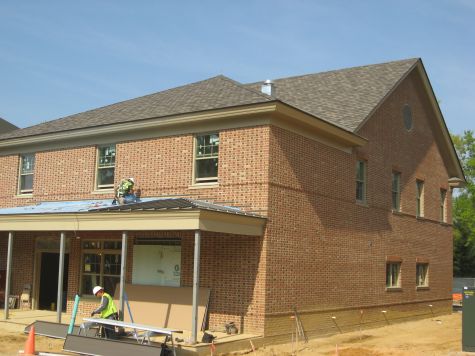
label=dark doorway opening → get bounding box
[38,253,69,311]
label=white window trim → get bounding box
[392,171,401,212]
[95,144,116,191]
[18,153,35,195]
[416,263,429,287]
[416,180,424,217]
[386,262,401,289]
[193,133,219,185]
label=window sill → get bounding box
[356,201,369,208]
[15,194,33,199]
[188,183,219,190]
[386,287,402,292]
[91,189,114,195]
[416,286,430,291]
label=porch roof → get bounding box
[0,198,266,236]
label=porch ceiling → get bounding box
[0,198,266,236]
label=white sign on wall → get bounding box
[132,244,181,287]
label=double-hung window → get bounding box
[386,262,401,288]
[96,144,116,190]
[356,160,367,203]
[81,240,122,296]
[19,153,35,194]
[194,133,219,184]
[392,171,401,211]
[440,189,447,223]
[416,263,429,287]
[416,179,424,217]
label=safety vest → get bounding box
[100,292,118,319]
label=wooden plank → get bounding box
[113,284,210,331]
[63,334,167,356]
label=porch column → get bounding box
[56,232,66,323]
[191,229,201,344]
[119,231,128,319]
[4,232,14,320]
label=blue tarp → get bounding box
[0,198,157,215]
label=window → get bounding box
[96,144,116,190]
[392,171,401,211]
[416,180,424,217]
[356,160,367,203]
[416,263,429,287]
[386,262,401,288]
[402,104,413,131]
[19,153,35,194]
[194,133,219,184]
[81,240,122,296]
[440,189,447,222]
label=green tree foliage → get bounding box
[452,131,475,276]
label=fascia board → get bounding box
[0,210,266,236]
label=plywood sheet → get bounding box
[113,284,210,331]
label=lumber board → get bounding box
[63,334,167,356]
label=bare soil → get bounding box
[0,312,468,355]
[231,312,468,356]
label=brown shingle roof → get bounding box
[0,58,419,141]
[246,58,419,131]
[0,75,271,141]
[0,118,18,133]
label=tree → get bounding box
[452,130,475,277]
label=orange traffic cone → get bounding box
[24,325,35,355]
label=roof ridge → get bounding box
[246,58,420,85]
[216,75,274,101]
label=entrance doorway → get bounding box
[38,252,69,311]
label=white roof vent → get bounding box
[261,79,275,96]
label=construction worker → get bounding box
[91,286,119,339]
[113,177,136,205]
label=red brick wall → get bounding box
[263,70,453,335]
[0,71,456,336]
[0,126,270,333]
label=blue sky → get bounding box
[0,0,473,135]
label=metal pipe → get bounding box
[57,232,66,323]
[119,231,128,320]
[4,232,13,319]
[191,229,201,344]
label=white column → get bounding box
[56,232,66,323]
[191,229,201,344]
[4,232,13,320]
[119,231,128,319]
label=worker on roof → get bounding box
[113,177,137,205]
[91,286,119,339]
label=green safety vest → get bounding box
[100,292,118,319]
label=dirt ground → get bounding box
[0,311,469,355]
[234,311,467,356]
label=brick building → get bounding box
[0,58,465,340]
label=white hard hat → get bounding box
[93,286,103,295]
[128,178,135,183]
